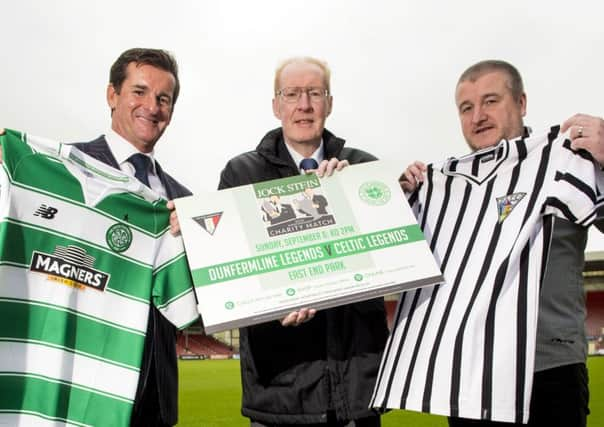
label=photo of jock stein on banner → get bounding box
[175,161,443,333]
[256,174,335,236]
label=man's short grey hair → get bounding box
[274,57,331,95]
[457,59,524,101]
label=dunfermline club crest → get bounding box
[193,212,223,235]
[106,223,133,252]
[496,192,526,223]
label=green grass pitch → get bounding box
[177,356,604,426]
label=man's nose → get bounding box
[296,91,313,110]
[142,94,161,113]
[472,105,485,123]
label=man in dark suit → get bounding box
[72,48,190,427]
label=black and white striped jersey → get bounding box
[371,125,604,423]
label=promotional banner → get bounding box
[176,161,443,333]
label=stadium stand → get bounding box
[586,291,604,338]
[384,296,397,330]
[177,332,234,359]
[175,282,602,358]
[584,251,604,354]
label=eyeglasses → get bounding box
[276,87,329,103]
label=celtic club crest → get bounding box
[359,181,391,206]
[106,223,133,253]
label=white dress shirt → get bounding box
[104,128,167,198]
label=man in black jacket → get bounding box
[219,57,389,427]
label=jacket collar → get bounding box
[256,127,345,167]
[73,135,179,199]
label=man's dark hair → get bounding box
[457,59,524,102]
[109,48,180,104]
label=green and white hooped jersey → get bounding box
[0,129,199,426]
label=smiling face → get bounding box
[455,70,526,151]
[107,62,176,153]
[272,61,332,155]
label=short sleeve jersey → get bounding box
[370,126,604,423]
[0,129,199,426]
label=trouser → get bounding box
[251,412,381,427]
[130,361,172,427]
[448,363,589,427]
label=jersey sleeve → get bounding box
[407,164,432,221]
[544,134,604,227]
[1,129,29,178]
[153,229,200,329]
[0,130,24,220]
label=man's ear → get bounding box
[519,93,527,117]
[107,84,118,113]
[272,97,282,120]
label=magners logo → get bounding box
[29,245,110,291]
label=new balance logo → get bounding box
[34,204,58,219]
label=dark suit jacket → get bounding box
[73,136,191,426]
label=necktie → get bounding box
[128,153,151,186]
[299,158,319,172]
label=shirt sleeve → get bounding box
[543,134,604,227]
[153,229,200,329]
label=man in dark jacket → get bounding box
[0,48,193,426]
[219,57,389,427]
[75,48,193,427]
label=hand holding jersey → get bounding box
[400,160,427,193]
[1,48,194,427]
[562,114,604,166]
[372,125,604,423]
[375,61,603,425]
